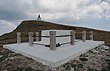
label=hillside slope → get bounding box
[0,20,110,46]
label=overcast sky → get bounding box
[0,0,110,35]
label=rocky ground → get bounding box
[0,45,110,71]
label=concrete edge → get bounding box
[3,41,105,68]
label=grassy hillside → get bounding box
[0,20,110,46]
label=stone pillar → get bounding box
[70,30,75,45]
[35,32,40,41]
[50,31,56,51]
[82,31,86,42]
[17,32,21,44]
[28,32,34,46]
[90,31,93,40]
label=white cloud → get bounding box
[30,0,110,21]
[38,0,71,12]
[0,0,109,21]
[0,20,16,28]
[0,0,110,35]
[0,20,16,35]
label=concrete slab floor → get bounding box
[3,40,104,68]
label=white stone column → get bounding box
[35,32,40,41]
[28,32,34,46]
[82,31,86,42]
[90,31,93,40]
[17,32,21,44]
[70,30,75,45]
[50,31,56,51]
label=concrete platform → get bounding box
[3,40,104,68]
